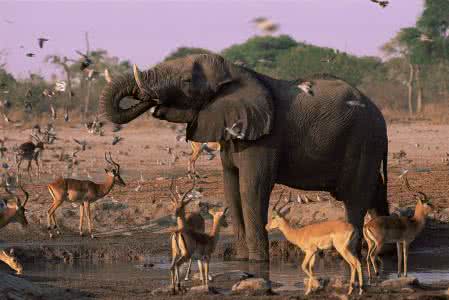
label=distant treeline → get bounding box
[1,0,448,119]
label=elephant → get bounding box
[99,53,389,262]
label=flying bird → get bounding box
[85,69,98,81]
[55,81,66,92]
[26,53,35,57]
[75,50,93,70]
[370,0,389,8]
[112,124,122,132]
[112,135,123,145]
[24,102,32,113]
[38,38,49,48]
[252,17,279,35]
[320,54,337,63]
[73,139,87,151]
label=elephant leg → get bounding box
[222,165,248,260]
[340,138,383,257]
[238,153,276,262]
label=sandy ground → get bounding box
[0,117,449,299]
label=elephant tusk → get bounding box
[133,64,145,92]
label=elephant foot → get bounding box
[248,244,270,262]
[233,241,249,261]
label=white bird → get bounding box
[398,169,409,179]
[346,101,366,108]
[252,17,279,35]
[225,121,245,139]
[419,34,433,42]
[55,81,67,92]
[297,81,313,96]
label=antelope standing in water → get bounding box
[266,192,363,295]
[46,152,125,238]
[364,171,432,281]
[170,207,229,293]
[168,179,212,281]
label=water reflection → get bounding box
[24,247,449,293]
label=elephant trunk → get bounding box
[99,73,155,124]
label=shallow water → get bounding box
[24,246,449,293]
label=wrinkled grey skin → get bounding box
[99,54,388,262]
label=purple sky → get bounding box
[1,0,423,79]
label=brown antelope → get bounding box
[47,152,126,239]
[266,192,363,295]
[15,137,44,178]
[0,182,32,274]
[363,172,432,281]
[187,142,220,179]
[168,179,212,281]
[170,207,229,293]
[0,249,23,275]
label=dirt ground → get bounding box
[0,117,449,299]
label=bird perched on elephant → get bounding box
[99,53,389,262]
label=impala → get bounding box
[170,207,228,293]
[15,136,44,179]
[0,181,32,274]
[187,142,220,179]
[363,172,432,281]
[266,192,363,295]
[168,179,213,282]
[47,152,126,239]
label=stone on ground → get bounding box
[232,278,272,295]
[380,277,419,289]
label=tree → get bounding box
[222,35,297,71]
[164,47,213,61]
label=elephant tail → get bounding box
[378,145,389,216]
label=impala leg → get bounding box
[84,201,94,238]
[170,256,177,294]
[301,252,314,295]
[175,256,187,292]
[403,242,408,277]
[47,201,63,238]
[26,160,32,181]
[184,258,192,281]
[370,242,382,277]
[204,258,210,289]
[197,260,204,285]
[338,247,361,295]
[396,242,403,277]
[188,150,201,179]
[34,158,40,178]
[308,253,316,281]
[17,159,22,175]
[366,238,373,283]
[79,204,84,236]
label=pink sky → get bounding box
[0,0,423,79]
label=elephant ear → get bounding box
[186,74,274,143]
